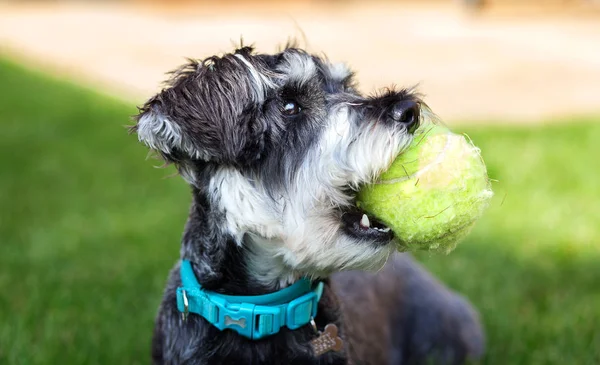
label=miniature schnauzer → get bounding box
[132,45,484,365]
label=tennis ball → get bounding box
[357,124,493,253]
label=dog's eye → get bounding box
[282,101,301,116]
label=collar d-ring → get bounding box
[310,317,319,335]
[181,289,189,321]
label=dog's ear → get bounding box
[132,54,269,165]
[133,95,206,163]
[131,101,197,162]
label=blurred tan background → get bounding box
[1,0,599,123]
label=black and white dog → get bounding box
[133,45,484,365]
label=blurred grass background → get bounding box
[0,53,599,365]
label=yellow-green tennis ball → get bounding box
[357,124,493,253]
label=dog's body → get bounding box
[133,45,484,364]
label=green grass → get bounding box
[0,58,599,364]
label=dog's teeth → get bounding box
[381,227,391,233]
[360,214,370,228]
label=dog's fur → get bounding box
[132,45,484,365]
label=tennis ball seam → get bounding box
[376,131,454,185]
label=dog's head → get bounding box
[134,46,429,283]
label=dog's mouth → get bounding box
[341,208,394,244]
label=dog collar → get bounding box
[176,260,324,340]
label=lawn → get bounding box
[0,58,598,364]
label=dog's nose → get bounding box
[390,100,420,133]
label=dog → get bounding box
[132,45,484,365]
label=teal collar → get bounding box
[176,260,324,340]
